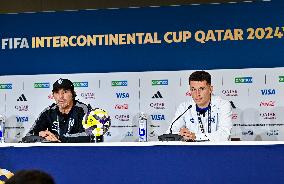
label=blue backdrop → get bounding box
[0,0,283,75]
[1,145,284,183]
[1,1,284,183]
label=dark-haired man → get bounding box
[26,78,92,142]
[167,71,232,141]
[5,170,55,184]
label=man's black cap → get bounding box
[52,78,74,92]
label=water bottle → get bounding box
[138,112,147,142]
[0,115,5,143]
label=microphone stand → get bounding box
[158,105,192,141]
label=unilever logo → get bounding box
[34,82,50,88]
[235,77,253,83]
[73,82,88,87]
[279,76,284,82]
[152,79,168,86]
[0,83,12,89]
[111,80,128,87]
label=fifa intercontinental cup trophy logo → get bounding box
[82,108,111,142]
[0,168,14,183]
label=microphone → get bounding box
[170,105,192,134]
[158,105,192,141]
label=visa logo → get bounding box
[116,93,129,98]
[235,77,253,83]
[151,114,165,121]
[261,89,276,95]
[0,83,12,89]
[16,116,28,122]
[152,80,168,86]
[111,80,128,87]
[279,76,284,82]
[73,82,88,87]
[34,82,50,88]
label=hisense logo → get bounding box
[111,80,128,86]
[34,82,50,88]
[73,82,88,87]
[235,77,253,83]
[0,83,12,89]
[152,79,168,86]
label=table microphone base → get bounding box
[158,134,183,141]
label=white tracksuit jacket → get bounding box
[167,95,232,141]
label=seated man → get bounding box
[167,71,232,141]
[26,78,92,142]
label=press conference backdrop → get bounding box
[1,67,284,142]
[1,1,284,184]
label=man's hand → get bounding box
[39,129,61,142]
[180,127,196,141]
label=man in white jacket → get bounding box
[167,71,232,141]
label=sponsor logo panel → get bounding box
[17,94,27,101]
[222,89,238,97]
[15,105,29,112]
[111,80,128,87]
[73,82,88,88]
[114,104,128,110]
[152,91,163,98]
[150,102,165,110]
[16,116,29,123]
[0,83,12,89]
[151,114,165,121]
[260,89,276,95]
[235,77,253,83]
[81,92,95,99]
[34,82,50,88]
[152,80,168,86]
[259,101,275,107]
[115,114,130,121]
[116,92,129,99]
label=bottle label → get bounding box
[139,120,147,142]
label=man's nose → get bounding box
[59,92,64,98]
[196,89,201,95]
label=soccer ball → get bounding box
[82,108,111,137]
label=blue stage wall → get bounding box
[1,1,284,183]
[1,145,284,184]
[0,0,283,75]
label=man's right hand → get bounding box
[180,127,196,141]
[39,129,61,142]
